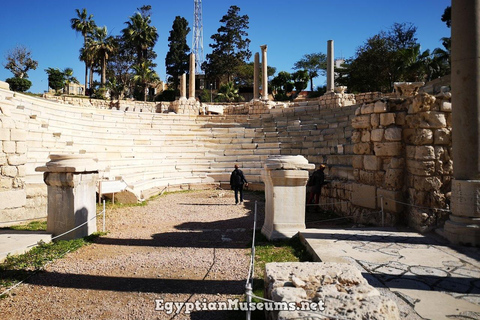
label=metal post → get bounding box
[245,282,252,320]
[103,200,106,232]
[380,195,384,227]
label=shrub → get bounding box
[5,77,32,92]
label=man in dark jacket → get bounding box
[230,164,248,204]
[307,164,326,205]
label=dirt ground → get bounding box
[0,189,266,320]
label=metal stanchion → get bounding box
[380,195,384,227]
[103,200,106,233]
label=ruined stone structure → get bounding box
[0,80,454,238]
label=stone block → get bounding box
[10,129,27,141]
[395,112,406,125]
[406,160,436,176]
[359,170,375,185]
[0,128,10,140]
[384,128,402,141]
[440,101,452,112]
[361,130,371,142]
[352,155,363,169]
[16,141,27,154]
[389,157,405,169]
[351,183,376,209]
[353,142,371,155]
[374,142,402,157]
[380,113,395,126]
[384,169,403,189]
[377,188,404,213]
[413,176,442,191]
[451,180,480,218]
[2,140,15,153]
[2,165,17,178]
[373,100,387,113]
[7,154,27,166]
[352,115,371,129]
[351,131,361,143]
[403,128,433,145]
[434,128,451,145]
[364,155,381,171]
[371,129,384,142]
[370,113,380,127]
[414,146,435,160]
[419,112,447,129]
[0,189,26,210]
[360,104,374,114]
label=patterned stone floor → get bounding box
[300,228,480,320]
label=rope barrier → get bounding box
[0,217,47,225]
[377,195,451,213]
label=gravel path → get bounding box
[0,189,265,320]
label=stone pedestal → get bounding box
[261,155,314,240]
[36,155,99,240]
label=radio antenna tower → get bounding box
[193,0,204,74]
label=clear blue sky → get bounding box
[0,0,451,94]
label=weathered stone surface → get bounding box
[374,100,387,113]
[371,128,384,142]
[403,128,433,145]
[352,115,371,129]
[364,155,381,171]
[384,127,402,141]
[419,112,447,129]
[384,169,403,189]
[434,128,451,145]
[352,155,363,169]
[371,113,380,127]
[360,104,374,114]
[359,170,375,185]
[414,146,435,160]
[413,176,442,191]
[406,160,436,176]
[352,183,376,208]
[353,142,371,155]
[374,142,402,157]
[410,92,436,113]
[265,262,400,320]
[380,113,396,126]
[377,188,403,213]
[361,130,371,142]
[0,190,26,210]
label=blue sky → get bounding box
[0,0,451,93]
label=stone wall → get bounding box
[350,92,452,231]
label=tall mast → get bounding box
[192,0,204,74]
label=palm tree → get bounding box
[70,8,96,94]
[217,82,243,102]
[86,26,116,87]
[121,12,158,64]
[132,61,159,102]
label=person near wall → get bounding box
[307,164,326,205]
[230,164,248,205]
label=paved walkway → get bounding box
[0,230,51,262]
[300,227,480,320]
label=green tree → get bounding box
[234,62,276,87]
[70,8,96,94]
[271,71,293,101]
[45,68,65,94]
[441,6,451,28]
[3,45,38,79]
[86,26,116,87]
[293,53,327,91]
[5,77,32,92]
[291,70,309,93]
[121,10,158,64]
[165,16,190,92]
[106,36,136,99]
[203,5,251,83]
[216,82,243,102]
[132,60,159,102]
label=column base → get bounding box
[261,223,306,240]
[444,215,480,247]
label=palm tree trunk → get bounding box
[101,56,106,87]
[310,77,314,91]
[144,84,147,102]
[84,63,89,95]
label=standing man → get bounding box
[307,164,326,205]
[230,164,248,205]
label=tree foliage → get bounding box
[6,77,32,92]
[293,53,326,91]
[203,5,251,84]
[216,82,243,102]
[71,8,96,93]
[132,60,159,102]
[3,45,38,79]
[441,6,451,28]
[271,71,293,101]
[86,26,116,86]
[121,11,158,64]
[165,16,190,92]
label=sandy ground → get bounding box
[0,189,266,320]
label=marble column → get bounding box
[180,74,187,100]
[261,155,315,240]
[189,53,196,100]
[260,45,268,100]
[254,52,260,100]
[36,155,99,241]
[327,40,334,93]
[445,0,480,246]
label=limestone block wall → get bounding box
[350,92,452,231]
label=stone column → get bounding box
[254,52,260,100]
[36,155,99,240]
[261,155,315,240]
[180,74,187,100]
[445,0,480,246]
[260,45,268,100]
[327,40,334,93]
[189,53,196,100]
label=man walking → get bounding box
[230,164,248,204]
